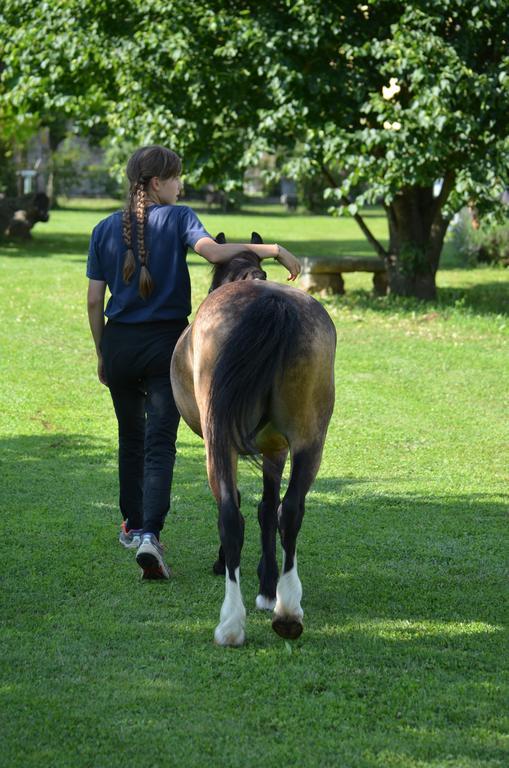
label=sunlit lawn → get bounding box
[0,198,507,767]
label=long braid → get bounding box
[135,185,154,299]
[122,188,136,284]
[122,145,182,298]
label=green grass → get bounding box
[0,199,508,768]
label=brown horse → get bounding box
[170,233,336,646]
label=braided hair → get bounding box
[122,145,182,299]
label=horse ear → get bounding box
[215,232,226,244]
[251,231,263,244]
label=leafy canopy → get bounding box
[1,0,508,213]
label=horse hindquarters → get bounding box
[204,290,301,646]
[203,284,335,645]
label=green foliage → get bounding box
[0,65,39,194]
[51,137,83,196]
[85,164,123,198]
[2,1,508,202]
[451,209,509,266]
[327,3,509,216]
[297,171,331,213]
[450,209,483,266]
[477,223,509,265]
[398,244,430,277]
[50,135,122,197]
[0,139,17,196]
[2,0,509,291]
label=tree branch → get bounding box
[383,201,398,235]
[383,201,399,260]
[321,164,388,259]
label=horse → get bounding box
[170,233,336,646]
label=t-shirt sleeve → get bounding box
[179,207,212,249]
[86,226,105,280]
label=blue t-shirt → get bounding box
[86,204,211,322]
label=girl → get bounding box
[87,145,301,580]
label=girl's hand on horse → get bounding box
[97,354,108,386]
[276,246,301,281]
[194,237,301,280]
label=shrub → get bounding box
[52,139,83,196]
[449,208,482,266]
[298,173,330,213]
[477,225,509,266]
[85,165,122,198]
[449,208,509,267]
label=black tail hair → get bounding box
[207,293,299,484]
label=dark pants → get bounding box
[100,319,188,538]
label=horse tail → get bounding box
[207,293,300,483]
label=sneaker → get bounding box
[136,533,170,580]
[119,521,143,550]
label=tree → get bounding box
[0,1,108,201]
[0,0,265,185]
[321,2,509,298]
[2,0,508,298]
[232,1,509,298]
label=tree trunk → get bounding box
[321,165,455,301]
[385,182,452,301]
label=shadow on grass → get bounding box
[188,202,386,219]
[436,281,509,315]
[56,203,121,215]
[0,233,90,258]
[2,433,506,626]
[0,234,218,270]
[0,432,209,509]
[2,432,506,765]
[1,231,384,258]
[190,203,297,219]
[1,227,506,319]
[325,280,509,317]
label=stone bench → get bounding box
[299,256,388,296]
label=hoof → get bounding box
[214,625,246,647]
[272,616,303,640]
[255,594,276,611]
[212,559,226,575]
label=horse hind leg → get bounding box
[272,443,322,640]
[255,451,287,611]
[213,545,225,575]
[213,489,241,575]
[207,453,246,647]
[214,500,246,646]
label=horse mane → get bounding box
[209,250,267,292]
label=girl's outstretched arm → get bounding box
[194,238,301,281]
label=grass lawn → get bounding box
[0,199,507,768]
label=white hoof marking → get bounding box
[214,568,246,647]
[274,555,303,622]
[255,594,276,611]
